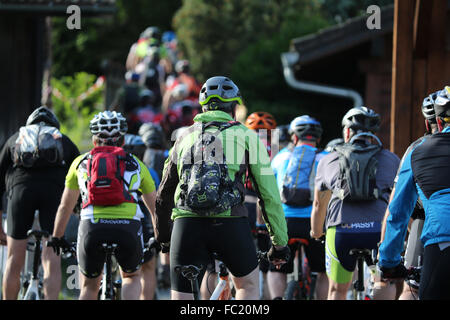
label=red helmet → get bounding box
[245,112,277,130]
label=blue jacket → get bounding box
[379,127,450,268]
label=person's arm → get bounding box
[379,185,396,244]
[310,188,331,239]
[378,152,418,269]
[142,191,157,227]
[0,134,15,199]
[247,132,288,247]
[0,135,15,245]
[154,149,179,244]
[52,187,80,238]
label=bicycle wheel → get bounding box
[284,280,305,300]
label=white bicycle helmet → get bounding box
[90,111,128,143]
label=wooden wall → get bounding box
[390,0,450,156]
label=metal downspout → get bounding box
[281,52,364,107]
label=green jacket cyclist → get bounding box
[155,76,289,300]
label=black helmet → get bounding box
[433,91,450,119]
[422,92,438,123]
[26,106,60,129]
[341,106,380,133]
[199,76,243,113]
[138,122,165,149]
[289,115,323,141]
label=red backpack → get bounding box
[82,146,135,208]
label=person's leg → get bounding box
[76,220,104,300]
[121,268,142,300]
[419,243,450,300]
[328,278,351,300]
[38,182,64,300]
[315,272,329,300]
[78,272,102,300]
[169,218,209,300]
[140,257,157,300]
[200,260,218,300]
[41,242,61,300]
[267,270,287,299]
[2,237,27,299]
[212,218,260,300]
[3,184,37,299]
[325,227,354,300]
[232,266,260,300]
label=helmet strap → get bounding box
[425,119,431,134]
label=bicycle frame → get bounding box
[21,230,49,300]
[99,243,121,300]
[349,248,374,300]
[209,262,232,300]
[285,238,317,300]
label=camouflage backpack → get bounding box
[177,121,243,215]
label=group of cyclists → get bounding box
[0,24,449,300]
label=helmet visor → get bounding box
[199,94,243,107]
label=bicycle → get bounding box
[97,238,159,300]
[349,248,377,300]
[20,230,49,300]
[98,242,122,300]
[176,250,268,300]
[21,229,76,300]
[284,238,317,300]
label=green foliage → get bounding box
[318,0,394,23]
[229,2,329,127]
[52,0,181,77]
[51,72,104,152]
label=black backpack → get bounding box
[333,132,382,202]
[177,121,243,216]
[12,124,64,168]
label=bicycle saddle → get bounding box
[27,229,49,240]
[349,248,374,265]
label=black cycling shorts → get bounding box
[270,218,325,274]
[77,219,143,278]
[6,181,64,239]
[419,243,450,300]
[170,217,258,294]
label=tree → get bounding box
[51,72,104,152]
[318,0,393,23]
[51,0,182,78]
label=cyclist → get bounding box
[311,106,400,300]
[269,115,329,300]
[378,90,450,300]
[123,133,159,299]
[0,106,80,299]
[154,76,290,300]
[243,111,277,299]
[379,91,440,300]
[48,111,157,300]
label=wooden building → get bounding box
[0,0,116,147]
[284,1,449,156]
